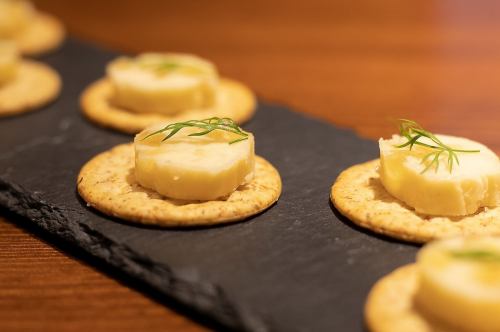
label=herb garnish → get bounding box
[143,117,248,144]
[449,249,500,263]
[139,60,205,76]
[154,62,180,72]
[139,61,180,75]
[395,119,480,173]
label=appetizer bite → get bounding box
[77,118,281,226]
[366,237,500,332]
[0,0,65,55]
[331,120,500,243]
[0,40,61,116]
[80,53,256,134]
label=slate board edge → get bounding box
[0,178,273,332]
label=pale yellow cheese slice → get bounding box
[416,237,500,332]
[134,124,254,201]
[0,40,19,86]
[0,0,34,38]
[379,134,500,216]
[107,53,218,115]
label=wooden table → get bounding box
[3,0,500,331]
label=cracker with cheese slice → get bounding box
[331,120,500,243]
[77,144,281,226]
[366,237,500,332]
[81,53,256,134]
[331,159,500,243]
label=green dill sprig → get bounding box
[449,249,500,263]
[395,119,480,173]
[153,62,180,72]
[143,117,248,144]
[139,60,204,76]
[139,61,180,75]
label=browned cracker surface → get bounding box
[366,264,451,332]
[331,160,500,243]
[0,60,61,116]
[15,13,65,56]
[80,77,256,134]
[77,144,282,226]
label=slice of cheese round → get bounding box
[379,134,500,216]
[0,0,35,38]
[416,237,500,332]
[134,123,254,201]
[107,53,218,115]
[0,40,19,86]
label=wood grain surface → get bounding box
[3,0,500,331]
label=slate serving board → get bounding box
[0,39,419,332]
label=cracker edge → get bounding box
[365,264,425,332]
[330,159,425,242]
[0,59,61,116]
[365,264,457,332]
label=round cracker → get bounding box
[80,77,256,134]
[365,264,451,332]
[331,160,500,243]
[0,60,61,116]
[77,143,281,226]
[14,13,65,56]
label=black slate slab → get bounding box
[0,39,419,332]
